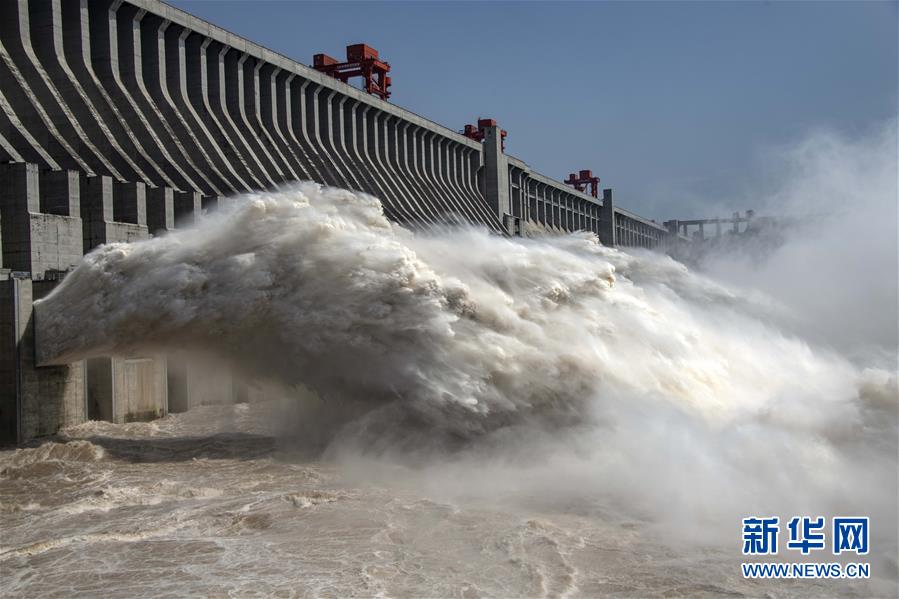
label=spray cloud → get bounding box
[33,123,898,579]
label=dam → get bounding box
[1,0,684,445]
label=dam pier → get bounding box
[2,0,684,445]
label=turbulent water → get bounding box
[0,400,891,598]
[4,126,899,597]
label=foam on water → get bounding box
[1,441,106,470]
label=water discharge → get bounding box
[5,124,898,596]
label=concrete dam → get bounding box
[0,0,682,445]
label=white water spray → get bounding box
[32,127,898,582]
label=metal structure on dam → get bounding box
[0,0,687,445]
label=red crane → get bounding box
[312,44,392,100]
[461,118,507,152]
[564,169,600,198]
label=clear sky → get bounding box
[169,0,897,220]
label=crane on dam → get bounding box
[564,170,601,198]
[461,118,508,152]
[312,44,392,100]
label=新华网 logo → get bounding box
[741,516,870,579]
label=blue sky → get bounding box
[170,1,897,220]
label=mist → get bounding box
[32,121,898,584]
[695,121,898,361]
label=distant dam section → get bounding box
[0,0,681,445]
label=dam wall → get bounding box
[0,159,260,443]
[0,0,682,444]
[0,0,673,246]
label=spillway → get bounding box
[0,0,681,443]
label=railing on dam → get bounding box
[0,0,676,248]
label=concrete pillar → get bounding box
[80,174,114,252]
[81,174,148,250]
[1,163,83,276]
[0,163,40,272]
[85,354,167,424]
[0,272,86,444]
[39,170,80,217]
[113,355,167,422]
[173,190,202,227]
[0,272,25,444]
[599,188,617,247]
[482,124,511,234]
[201,194,229,212]
[113,181,147,226]
[146,186,175,234]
